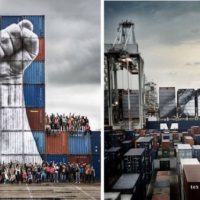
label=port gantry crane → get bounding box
[104,20,145,130]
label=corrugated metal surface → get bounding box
[0,108,23,130]
[45,132,68,154]
[68,155,91,164]
[46,155,68,164]
[159,87,176,118]
[32,131,45,154]
[69,132,91,155]
[23,16,44,37]
[0,155,42,164]
[23,84,45,107]
[0,16,23,28]
[0,131,42,155]
[0,84,23,107]
[91,154,100,179]
[35,38,45,61]
[26,108,44,131]
[23,61,45,84]
[183,164,200,200]
[91,131,100,154]
[0,15,44,37]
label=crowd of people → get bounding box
[45,113,91,134]
[0,161,96,184]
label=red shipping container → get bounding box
[45,132,68,154]
[68,155,91,165]
[35,37,45,61]
[26,108,45,131]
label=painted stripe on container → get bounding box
[23,84,45,107]
[69,132,91,155]
[68,155,91,164]
[91,131,101,154]
[23,61,45,84]
[32,131,45,154]
[92,154,100,179]
[46,155,68,164]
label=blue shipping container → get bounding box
[92,154,100,179]
[23,16,44,37]
[0,15,44,37]
[91,131,101,154]
[46,155,68,164]
[23,61,45,84]
[32,131,45,154]
[1,16,23,29]
[69,132,91,155]
[23,84,45,107]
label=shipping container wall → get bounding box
[92,154,101,179]
[35,38,45,61]
[177,89,195,117]
[0,131,42,155]
[23,61,45,84]
[26,108,45,131]
[69,132,92,155]
[45,132,68,154]
[32,131,45,154]
[68,155,91,164]
[0,155,42,164]
[0,15,44,37]
[91,131,101,154]
[23,84,45,107]
[159,87,176,118]
[45,155,68,164]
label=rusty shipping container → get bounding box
[183,164,200,200]
[26,108,45,131]
[45,132,68,154]
[68,155,92,164]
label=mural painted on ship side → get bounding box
[0,16,45,163]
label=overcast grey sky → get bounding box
[0,0,101,130]
[105,1,200,92]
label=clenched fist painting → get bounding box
[0,16,45,164]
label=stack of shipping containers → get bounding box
[0,15,45,163]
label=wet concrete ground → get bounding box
[0,183,100,200]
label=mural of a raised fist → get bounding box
[0,20,42,163]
